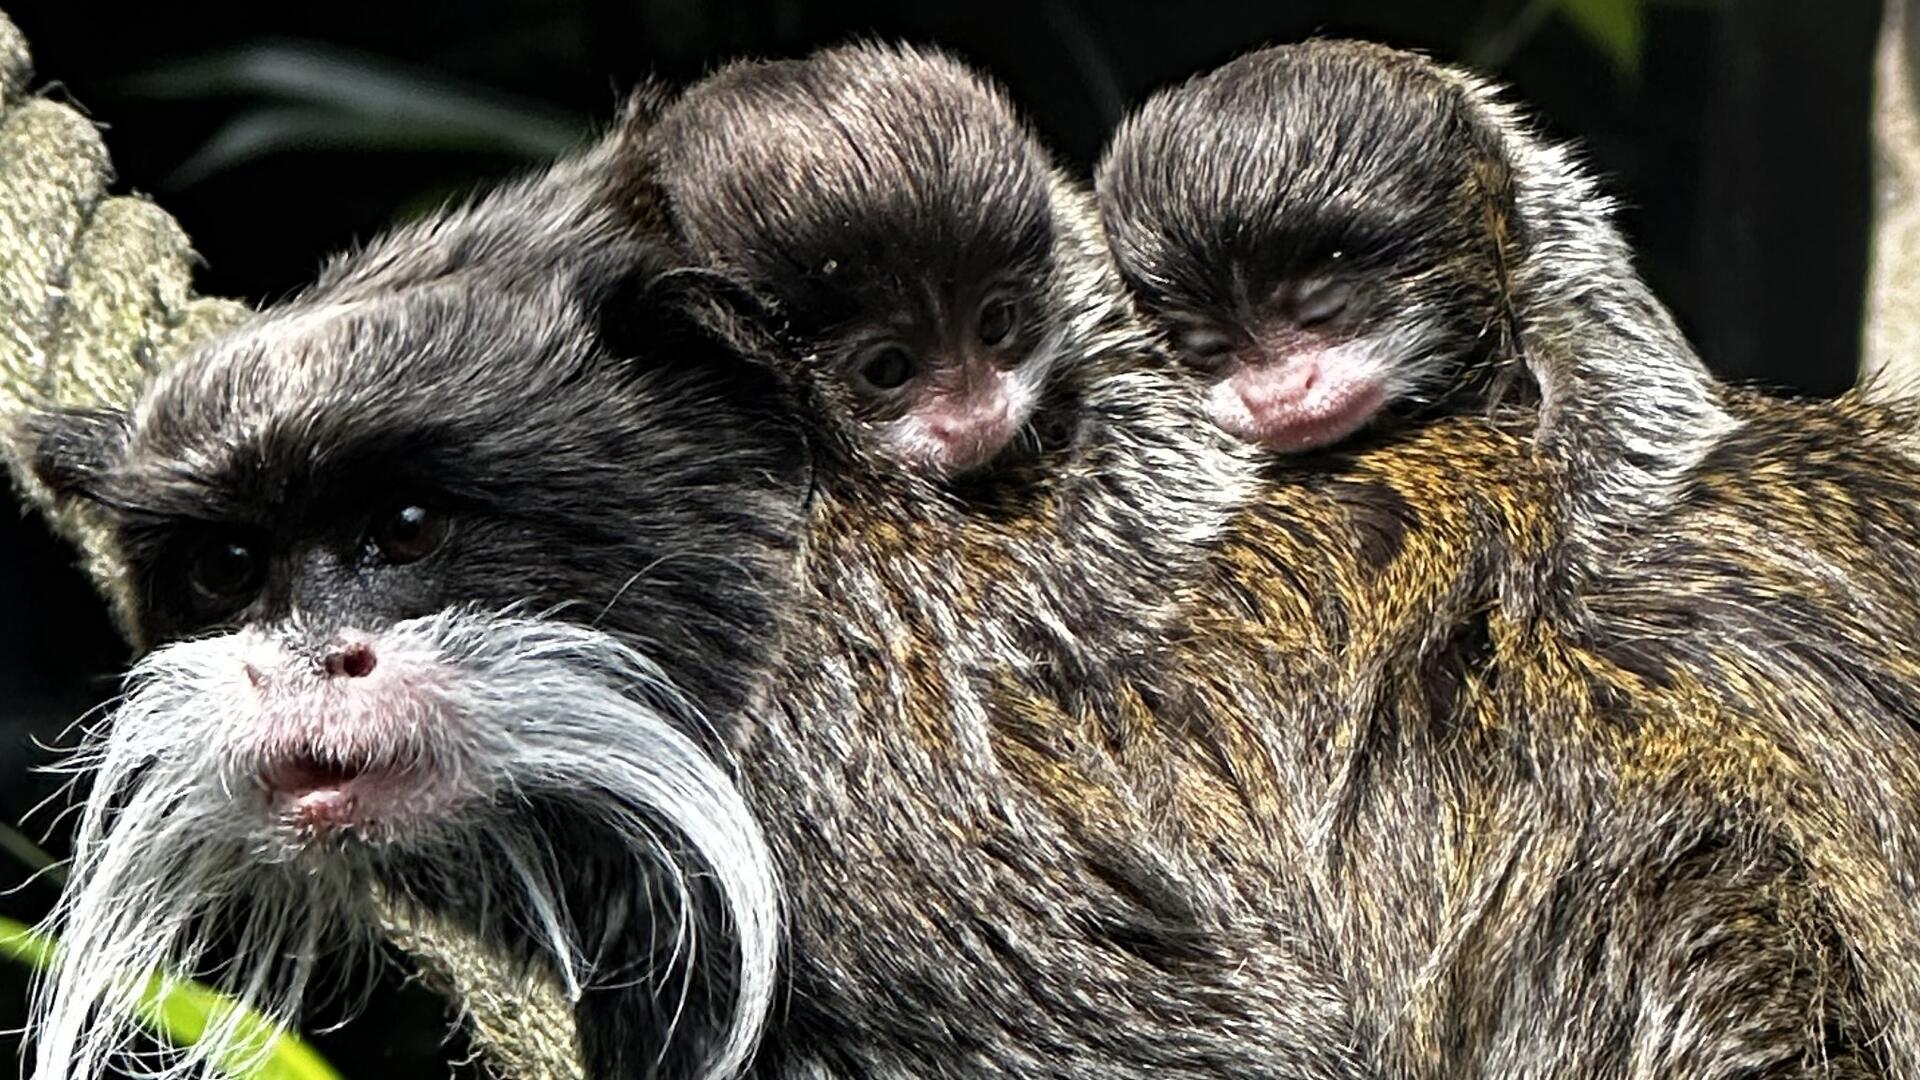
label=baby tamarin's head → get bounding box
[650,43,1082,479]
[1095,41,1521,453]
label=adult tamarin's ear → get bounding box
[595,260,787,370]
[592,261,814,474]
[14,405,129,503]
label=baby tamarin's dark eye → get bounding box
[977,294,1020,348]
[371,505,449,565]
[855,343,918,392]
[188,535,266,604]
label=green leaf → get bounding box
[0,915,56,969]
[121,42,581,152]
[1558,0,1647,79]
[164,105,566,188]
[0,916,344,1080]
[0,819,62,882]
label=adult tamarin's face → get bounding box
[1095,41,1517,453]
[19,192,807,1080]
[653,43,1072,479]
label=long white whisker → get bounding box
[30,609,782,1080]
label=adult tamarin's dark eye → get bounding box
[856,344,918,392]
[372,505,449,565]
[189,537,265,603]
[977,294,1020,347]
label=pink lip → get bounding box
[1212,345,1391,452]
[261,753,420,837]
[1241,377,1388,450]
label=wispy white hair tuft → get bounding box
[32,610,781,1080]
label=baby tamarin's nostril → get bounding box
[322,643,377,679]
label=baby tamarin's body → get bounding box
[648,43,1103,481]
[1097,41,1730,597]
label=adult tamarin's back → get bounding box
[750,393,1910,1076]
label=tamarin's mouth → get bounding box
[240,632,466,841]
[259,750,423,838]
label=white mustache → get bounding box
[31,609,781,1080]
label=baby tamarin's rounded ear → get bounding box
[616,79,678,136]
[12,406,129,503]
[1453,102,1537,412]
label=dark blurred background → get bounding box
[0,0,1882,1075]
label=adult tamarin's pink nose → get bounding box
[322,642,378,678]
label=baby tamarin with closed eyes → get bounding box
[647,43,1105,480]
[1096,40,1727,577]
[1095,43,1523,453]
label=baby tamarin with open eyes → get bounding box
[647,43,1100,480]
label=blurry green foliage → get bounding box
[121,42,584,186]
[1559,0,1646,78]
[119,0,1697,190]
[0,916,344,1080]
